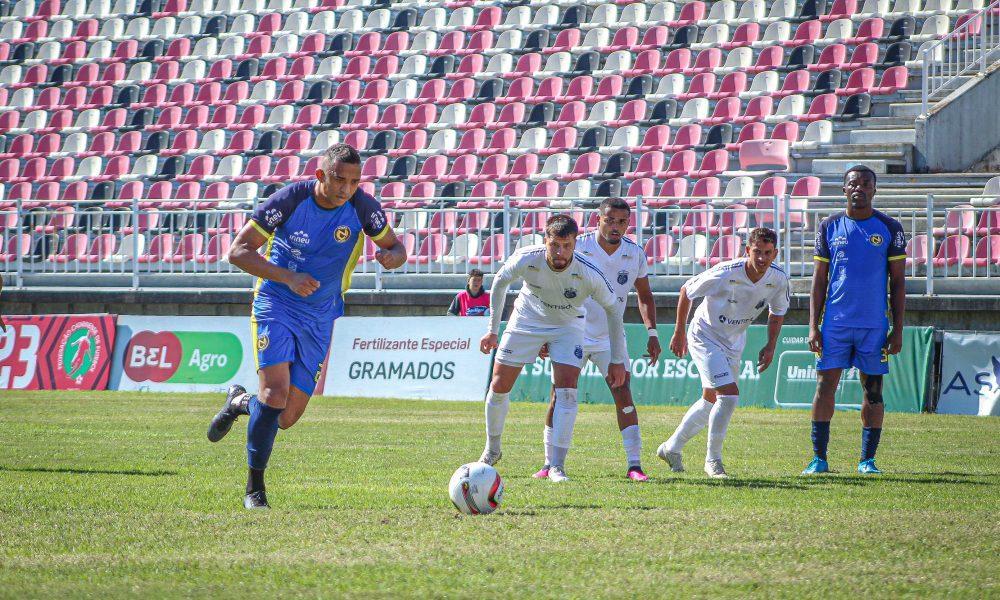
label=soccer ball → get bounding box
[449,462,504,515]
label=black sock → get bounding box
[247,468,265,494]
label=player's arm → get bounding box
[809,219,832,354]
[371,227,406,270]
[593,278,627,388]
[480,259,518,353]
[886,258,906,355]
[670,286,692,358]
[759,313,784,372]
[447,294,461,316]
[229,223,319,297]
[633,276,661,364]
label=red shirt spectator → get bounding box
[448,270,491,316]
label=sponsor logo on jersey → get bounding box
[894,230,905,247]
[334,225,351,243]
[718,314,753,326]
[370,211,386,231]
[712,370,729,379]
[527,265,539,270]
[755,299,766,310]
[264,208,283,227]
[289,230,311,246]
[564,288,578,299]
[869,234,883,246]
[830,235,848,248]
[617,270,629,285]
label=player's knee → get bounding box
[258,385,289,409]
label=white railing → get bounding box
[921,0,1000,115]
[3,195,998,294]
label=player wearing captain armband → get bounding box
[657,228,790,478]
[477,214,627,483]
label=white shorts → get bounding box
[688,333,742,389]
[496,327,584,368]
[582,334,631,376]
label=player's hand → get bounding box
[645,336,662,364]
[480,333,498,354]
[287,272,320,297]
[757,344,775,373]
[606,362,626,389]
[375,248,405,270]
[538,343,549,359]
[808,327,822,355]
[669,331,686,358]
[885,328,903,355]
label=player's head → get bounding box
[745,227,779,272]
[315,143,362,207]
[597,197,630,245]
[544,214,579,271]
[843,165,877,210]
[467,269,484,294]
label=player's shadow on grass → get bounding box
[0,465,177,477]
[659,478,809,490]
[795,473,996,487]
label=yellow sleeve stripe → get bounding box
[369,225,390,242]
[813,255,830,263]
[250,220,270,238]
[888,255,906,261]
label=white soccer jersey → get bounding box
[684,259,790,353]
[575,232,649,345]
[488,245,628,363]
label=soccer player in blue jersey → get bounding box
[206,143,407,509]
[803,165,906,476]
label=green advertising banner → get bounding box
[507,325,933,413]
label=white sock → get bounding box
[665,398,713,453]
[485,390,510,454]
[550,388,579,466]
[543,425,553,466]
[706,395,739,462]
[550,445,569,467]
[621,424,642,467]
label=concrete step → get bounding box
[858,116,922,128]
[812,158,889,173]
[849,129,917,144]
[889,102,924,118]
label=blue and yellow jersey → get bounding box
[250,180,389,322]
[814,209,906,329]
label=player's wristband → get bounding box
[647,328,658,337]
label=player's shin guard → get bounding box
[246,396,284,472]
[665,398,713,452]
[485,390,510,454]
[543,425,553,466]
[706,395,739,462]
[861,427,882,461]
[621,424,642,468]
[812,420,831,460]
[550,388,579,466]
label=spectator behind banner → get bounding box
[448,269,491,317]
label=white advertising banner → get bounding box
[109,316,258,393]
[937,331,1000,416]
[323,316,491,401]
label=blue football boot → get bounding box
[801,456,830,475]
[857,458,882,474]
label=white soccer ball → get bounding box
[449,462,504,515]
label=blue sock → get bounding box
[246,395,283,470]
[811,421,830,461]
[861,427,882,462]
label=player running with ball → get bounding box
[479,214,627,483]
[657,228,790,478]
[533,198,661,482]
[205,144,407,509]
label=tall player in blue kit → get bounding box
[803,166,906,476]
[206,144,407,509]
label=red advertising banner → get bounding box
[0,315,117,390]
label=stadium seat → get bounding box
[931,235,971,267]
[933,205,976,237]
[467,234,505,265]
[699,234,744,266]
[963,235,1000,269]
[665,234,710,267]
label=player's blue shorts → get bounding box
[816,324,889,375]
[251,307,334,397]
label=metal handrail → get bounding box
[921,0,1000,115]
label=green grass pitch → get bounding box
[0,391,997,598]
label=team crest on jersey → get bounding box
[617,270,629,285]
[334,225,351,243]
[869,234,883,246]
[574,345,584,359]
[564,288,578,299]
[256,327,269,351]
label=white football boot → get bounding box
[478,448,502,466]
[704,458,729,479]
[656,442,685,472]
[548,465,570,483]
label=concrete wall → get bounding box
[916,61,1000,172]
[5,287,1000,331]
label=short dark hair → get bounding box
[748,227,778,247]
[545,214,579,238]
[468,269,484,279]
[323,143,361,169]
[598,197,630,214]
[844,165,877,185]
